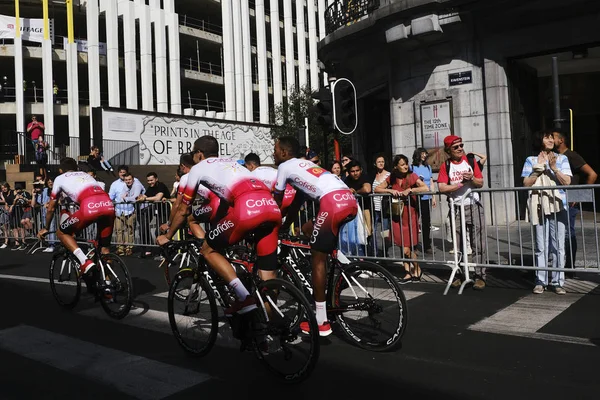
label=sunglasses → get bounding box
[451,143,464,150]
[342,158,350,162]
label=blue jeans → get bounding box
[565,205,578,269]
[339,215,365,256]
[534,209,567,287]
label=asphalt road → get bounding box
[0,249,599,400]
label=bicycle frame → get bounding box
[280,240,377,315]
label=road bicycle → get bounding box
[163,235,320,383]
[277,234,408,352]
[46,232,133,320]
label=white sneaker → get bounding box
[0,243,7,249]
[43,247,54,253]
[533,285,544,294]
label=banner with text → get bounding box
[0,15,54,44]
[62,37,107,55]
[100,109,274,165]
[420,99,453,171]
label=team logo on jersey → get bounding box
[60,216,79,230]
[310,211,329,244]
[208,220,234,240]
[306,167,326,177]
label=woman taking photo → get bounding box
[521,130,571,295]
[376,154,428,281]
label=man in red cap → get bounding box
[438,135,487,290]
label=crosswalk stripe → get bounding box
[468,284,598,346]
[0,274,49,284]
[0,273,87,288]
[0,325,212,399]
[78,306,239,349]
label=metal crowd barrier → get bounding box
[0,201,183,253]
[4,186,600,296]
[284,185,599,295]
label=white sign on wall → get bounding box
[0,15,54,44]
[62,37,107,55]
[420,99,453,150]
[101,109,274,165]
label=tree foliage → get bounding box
[270,85,351,166]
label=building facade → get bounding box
[319,0,600,219]
[0,0,328,157]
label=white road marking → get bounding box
[78,306,238,348]
[0,274,49,284]
[469,284,598,346]
[404,290,426,301]
[0,325,212,400]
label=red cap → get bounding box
[444,135,462,149]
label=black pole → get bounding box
[552,56,561,130]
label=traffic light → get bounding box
[311,86,334,132]
[332,78,357,135]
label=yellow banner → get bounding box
[66,0,74,44]
[43,0,49,41]
[14,0,19,38]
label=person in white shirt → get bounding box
[438,135,487,290]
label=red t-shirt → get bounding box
[28,122,44,140]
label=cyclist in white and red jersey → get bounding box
[157,136,282,315]
[38,158,115,275]
[273,136,357,336]
[161,154,222,239]
[243,152,296,216]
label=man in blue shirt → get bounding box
[109,166,144,256]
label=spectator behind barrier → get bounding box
[375,154,428,282]
[553,130,598,273]
[12,183,32,251]
[438,135,487,291]
[0,182,13,249]
[109,166,144,256]
[137,172,170,258]
[371,153,390,257]
[522,130,572,295]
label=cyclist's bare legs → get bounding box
[187,214,206,239]
[259,270,277,281]
[201,239,237,283]
[57,229,80,253]
[311,250,328,303]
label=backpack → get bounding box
[443,154,479,184]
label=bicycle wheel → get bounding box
[331,260,407,352]
[253,278,320,383]
[164,252,196,301]
[49,251,81,309]
[168,269,219,357]
[98,253,133,320]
